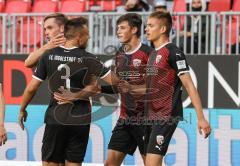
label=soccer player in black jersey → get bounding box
[18,17,119,166]
[142,11,211,166]
[103,13,153,166]
[0,83,7,146]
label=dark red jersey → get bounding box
[146,42,189,121]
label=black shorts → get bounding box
[42,124,90,163]
[144,120,178,156]
[108,118,145,155]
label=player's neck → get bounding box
[64,40,79,49]
[123,36,141,53]
[153,36,169,50]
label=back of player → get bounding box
[33,17,110,165]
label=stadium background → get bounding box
[0,0,240,165]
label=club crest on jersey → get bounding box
[156,135,164,145]
[133,59,141,68]
[155,55,162,63]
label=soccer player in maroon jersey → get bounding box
[143,11,211,166]
[0,83,7,146]
[103,13,153,166]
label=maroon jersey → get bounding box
[146,42,189,121]
[115,43,152,119]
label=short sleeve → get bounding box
[33,52,49,81]
[84,54,110,79]
[169,49,189,76]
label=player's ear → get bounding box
[60,25,64,33]
[132,27,138,36]
[160,26,167,34]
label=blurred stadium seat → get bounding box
[5,0,31,13]
[0,0,5,12]
[32,0,59,13]
[100,0,117,11]
[60,0,86,13]
[232,0,240,11]
[208,0,231,12]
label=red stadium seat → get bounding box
[208,0,231,12]
[17,20,42,47]
[32,0,58,13]
[172,0,186,30]
[232,0,240,11]
[5,0,31,13]
[0,0,5,12]
[60,0,86,12]
[97,0,121,7]
[89,0,95,6]
[100,0,117,11]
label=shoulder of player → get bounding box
[138,43,154,56]
[165,43,185,58]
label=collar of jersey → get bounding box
[59,46,78,50]
[155,42,171,51]
[124,42,142,55]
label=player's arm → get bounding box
[20,50,48,129]
[18,79,42,130]
[25,34,66,68]
[54,76,101,102]
[117,80,146,95]
[54,71,120,103]
[179,73,211,138]
[0,83,7,146]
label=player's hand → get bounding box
[117,80,130,93]
[46,33,66,50]
[18,110,28,130]
[198,118,211,138]
[0,125,7,146]
[54,87,76,104]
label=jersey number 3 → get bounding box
[58,64,71,90]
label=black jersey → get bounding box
[115,43,152,119]
[146,42,189,121]
[33,46,110,124]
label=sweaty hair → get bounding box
[43,13,68,26]
[64,17,88,40]
[116,13,142,37]
[149,11,172,36]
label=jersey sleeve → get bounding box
[33,51,49,81]
[169,48,189,76]
[85,54,111,79]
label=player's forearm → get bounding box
[0,84,5,126]
[102,72,120,86]
[185,84,205,121]
[130,84,146,95]
[20,86,38,112]
[25,45,49,68]
[75,85,99,100]
[0,96,5,126]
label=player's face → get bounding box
[192,0,202,8]
[44,18,64,41]
[117,21,135,44]
[78,25,90,49]
[145,17,164,42]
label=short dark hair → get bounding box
[149,11,172,36]
[64,17,88,39]
[43,13,68,26]
[116,13,142,37]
